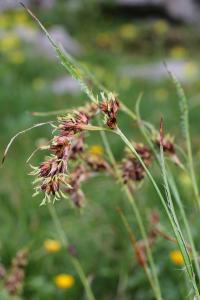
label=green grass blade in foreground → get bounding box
[166,66,200,209]
[159,129,199,298]
[116,126,200,298]
[123,97,200,280]
[168,172,200,280]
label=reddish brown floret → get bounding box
[69,135,85,160]
[39,158,66,178]
[135,143,152,166]
[66,165,89,207]
[100,96,120,129]
[59,112,89,137]
[86,154,110,172]
[50,136,71,159]
[41,177,60,195]
[122,159,145,183]
[121,143,152,184]
[155,135,175,155]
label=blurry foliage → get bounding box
[0,1,200,299]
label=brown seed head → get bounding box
[59,112,89,137]
[99,93,120,129]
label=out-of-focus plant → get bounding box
[3,4,200,300]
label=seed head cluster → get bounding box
[30,94,178,207]
[121,143,152,184]
[99,93,120,129]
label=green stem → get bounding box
[116,127,200,298]
[122,101,200,281]
[166,68,200,210]
[159,143,198,297]
[48,205,95,300]
[168,172,200,280]
[118,208,156,294]
[100,129,163,300]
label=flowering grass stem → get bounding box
[165,66,200,211]
[116,126,200,298]
[123,98,200,281]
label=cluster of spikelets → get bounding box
[30,92,179,207]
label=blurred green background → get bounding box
[0,1,200,299]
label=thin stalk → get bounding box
[31,108,72,117]
[99,128,162,300]
[122,100,200,281]
[120,102,137,121]
[166,67,200,210]
[168,172,200,280]
[116,127,200,298]
[159,139,199,298]
[48,205,95,300]
[118,208,156,292]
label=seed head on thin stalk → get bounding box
[153,132,181,166]
[99,92,120,129]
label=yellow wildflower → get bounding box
[170,250,184,265]
[170,47,187,59]
[153,20,169,35]
[44,239,61,253]
[119,24,138,40]
[154,89,168,102]
[9,50,25,64]
[54,274,75,289]
[0,34,20,52]
[89,144,104,156]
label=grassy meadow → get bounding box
[0,3,200,299]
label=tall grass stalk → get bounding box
[117,207,156,295]
[122,98,200,281]
[116,126,199,298]
[48,205,95,300]
[168,172,200,280]
[166,67,200,210]
[159,124,199,298]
